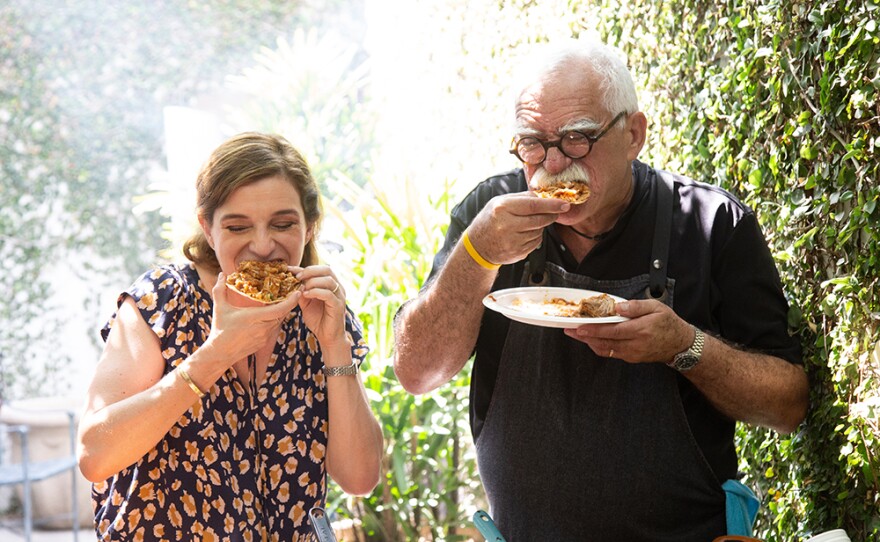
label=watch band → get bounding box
[668,326,705,372]
[324,361,358,377]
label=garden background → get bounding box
[0,0,877,540]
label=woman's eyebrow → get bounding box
[219,209,301,221]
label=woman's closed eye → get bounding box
[272,221,297,231]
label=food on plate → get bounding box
[226,260,301,304]
[547,293,617,318]
[511,292,617,318]
[532,181,591,204]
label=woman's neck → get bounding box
[194,263,220,294]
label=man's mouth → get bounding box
[529,163,591,203]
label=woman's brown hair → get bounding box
[182,132,322,272]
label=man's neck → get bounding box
[563,173,636,262]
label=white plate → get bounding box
[482,287,629,329]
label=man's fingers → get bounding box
[614,299,661,318]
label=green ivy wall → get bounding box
[583,0,879,539]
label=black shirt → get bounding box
[427,160,802,481]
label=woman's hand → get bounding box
[204,272,300,364]
[292,265,347,346]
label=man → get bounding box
[393,39,809,541]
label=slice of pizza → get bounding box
[532,181,591,204]
[226,260,301,304]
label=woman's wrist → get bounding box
[322,339,354,367]
[178,347,226,393]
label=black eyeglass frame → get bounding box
[509,111,628,165]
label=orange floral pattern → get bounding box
[95,264,367,541]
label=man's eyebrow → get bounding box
[558,118,602,134]
[514,118,603,139]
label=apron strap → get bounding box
[648,170,674,300]
[526,231,549,285]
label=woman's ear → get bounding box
[198,215,215,249]
[306,225,315,244]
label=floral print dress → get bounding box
[93,263,368,542]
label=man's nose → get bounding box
[542,146,571,174]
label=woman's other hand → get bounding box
[292,265,347,346]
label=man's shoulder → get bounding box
[451,169,526,222]
[652,165,752,218]
[469,168,527,200]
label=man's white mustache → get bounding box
[530,162,591,189]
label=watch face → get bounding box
[672,353,699,371]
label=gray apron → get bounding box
[474,172,726,541]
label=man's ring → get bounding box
[331,282,339,295]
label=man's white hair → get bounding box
[513,38,639,117]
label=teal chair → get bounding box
[0,407,79,542]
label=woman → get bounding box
[77,132,383,541]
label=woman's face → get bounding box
[200,175,313,274]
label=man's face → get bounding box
[513,72,636,225]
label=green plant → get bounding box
[323,172,485,540]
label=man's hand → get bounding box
[563,299,693,363]
[564,299,809,433]
[467,193,569,266]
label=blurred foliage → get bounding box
[0,0,315,398]
[226,28,376,193]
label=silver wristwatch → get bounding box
[668,326,705,372]
[324,361,359,377]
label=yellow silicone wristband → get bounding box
[177,367,206,398]
[462,230,500,270]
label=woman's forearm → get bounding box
[77,341,229,482]
[323,343,383,495]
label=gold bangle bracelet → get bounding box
[462,230,500,270]
[177,367,206,398]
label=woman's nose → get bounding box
[249,229,275,257]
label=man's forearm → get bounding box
[393,242,499,394]
[685,335,809,434]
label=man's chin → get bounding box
[554,203,590,225]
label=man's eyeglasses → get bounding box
[509,111,628,165]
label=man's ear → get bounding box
[626,111,648,160]
[198,215,215,249]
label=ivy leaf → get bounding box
[800,142,818,160]
[748,168,764,188]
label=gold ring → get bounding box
[331,282,339,294]
[609,348,615,358]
